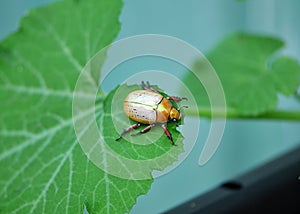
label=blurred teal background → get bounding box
[1,0,300,213]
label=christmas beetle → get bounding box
[116,81,187,145]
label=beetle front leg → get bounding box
[116,123,141,141]
[131,124,156,136]
[162,123,176,146]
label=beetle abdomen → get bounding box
[124,102,157,124]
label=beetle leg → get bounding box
[162,123,176,146]
[148,84,160,93]
[116,123,141,141]
[178,105,189,110]
[131,124,156,136]
[167,96,188,102]
[141,81,149,90]
[141,81,146,88]
[141,81,160,93]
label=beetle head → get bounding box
[170,107,181,122]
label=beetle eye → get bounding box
[172,118,177,122]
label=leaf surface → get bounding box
[0,0,167,213]
[184,33,300,115]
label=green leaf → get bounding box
[0,1,186,213]
[184,33,300,116]
[0,0,164,213]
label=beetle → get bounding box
[116,81,187,145]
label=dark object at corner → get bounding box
[165,145,300,214]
